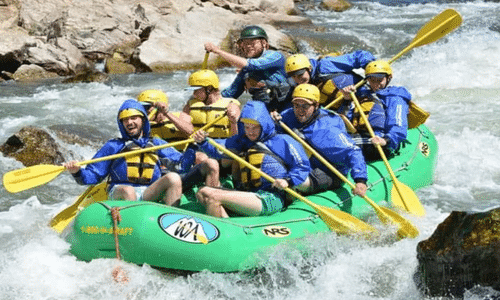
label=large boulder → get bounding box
[320,0,352,12]
[415,209,500,297]
[0,126,64,166]
[0,0,309,81]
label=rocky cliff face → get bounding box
[0,0,320,81]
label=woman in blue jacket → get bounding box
[192,100,310,218]
[64,99,196,206]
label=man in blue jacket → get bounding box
[277,84,368,197]
[192,100,311,218]
[285,51,376,109]
[204,25,291,113]
[64,99,196,206]
[341,60,411,161]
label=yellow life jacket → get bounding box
[312,79,344,109]
[351,97,377,134]
[238,143,287,190]
[122,141,159,185]
[150,112,188,151]
[239,148,265,190]
[188,97,240,138]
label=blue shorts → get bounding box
[109,185,148,201]
[255,190,284,216]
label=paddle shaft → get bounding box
[349,92,409,210]
[74,138,194,167]
[202,52,209,69]
[189,111,228,138]
[206,139,320,209]
[279,121,419,238]
[324,9,462,111]
[206,138,377,235]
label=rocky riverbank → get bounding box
[0,0,352,82]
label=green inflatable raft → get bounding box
[63,124,438,273]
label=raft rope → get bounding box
[110,207,122,260]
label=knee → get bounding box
[196,187,217,206]
[204,158,220,173]
[114,186,136,200]
[162,172,182,187]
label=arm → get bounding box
[226,101,240,136]
[279,137,311,187]
[379,88,411,150]
[161,103,194,136]
[68,142,118,185]
[205,42,248,69]
[156,138,196,173]
[221,71,246,99]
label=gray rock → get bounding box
[0,0,343,81]
[415,209,500,297]
[0,126,64,166]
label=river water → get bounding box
[1,1,500,299]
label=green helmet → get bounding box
[187,69,220,90]
[238,25,268,42]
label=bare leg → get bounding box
[196,186,263,218]
[142,172,182,206]
[110,185,137,201]
[200,158,220,187]
[195,151,209,165]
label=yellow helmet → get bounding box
[187,69,219,89]
[292,84,320,103]
[137,89,168,105]
[365,60,393,77]
[119,108,144,120]
[285,54,312,74]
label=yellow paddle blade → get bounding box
[391,180,426,217]
[361,194,419,239]
[3,164,66,193]
[412,9,462,48]
[50,181,108,233]
[376,206,419,239]
[389,9,462,63]
[314,204,378,236]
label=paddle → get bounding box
[350,92,425,216]
[202,51,209,69]
[49,181,108,233]
[279,121,418,238]
[49,115,228,233]
[324,9,462,110]
[189,110,228,138]
[205,138,378,236]
[3,138,194,194]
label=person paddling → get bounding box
[276,84,368,197]
[285,51,376,109]
[340,61,411,161]
[192,100,310,218]
[205,25,291,115]
[64,99,196,206]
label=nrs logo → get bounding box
[159,213,219,244]
[419,142,430,157]
[262,226,291,238]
